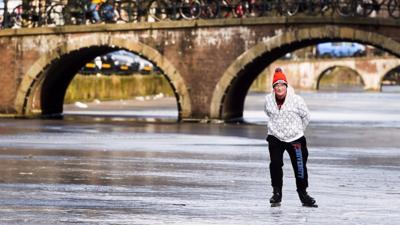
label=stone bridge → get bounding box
[266,57,400,91]
[1,16,400,121]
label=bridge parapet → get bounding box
[1,0,400,29]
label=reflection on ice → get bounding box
[0,123,399,224]
[63,96,179,121]
[0,132,266,153]
[64,109,178,118]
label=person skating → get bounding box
[264,68,317,208]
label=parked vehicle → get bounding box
[316,42,366,58]
[140,64,152,74]
[80,53,140,75]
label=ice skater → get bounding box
[264,68,317,207]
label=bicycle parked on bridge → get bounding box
[10,1,40,28]
[388,0,400,18]
[146,0,206,21]
[144,0,264,21]
[279,0,324,16]
[233,0,266,17]
[334,0,400,18]
[147,0,169,21]
[203,0,268,18]
[144,0,212,21]
[47,0,123,25]
[154,0,201,20]
[335,0,376,16]
[4,0,400,29]
[273,0,400,18]
[215,0,258,18]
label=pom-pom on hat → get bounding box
[272,67,288,87]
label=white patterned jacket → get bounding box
[264,86,310,142]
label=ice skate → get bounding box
[269,187,282,207]
[298,190,318,208]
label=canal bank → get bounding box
[64,74,174,104]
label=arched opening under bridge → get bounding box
[316,66,365,92]
[212,27,400,122]
[381,65,400,93]
[62,50,178,121]
[16,38,191,122]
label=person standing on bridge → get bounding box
[90,0,115,23]
[264,68,317,207]
[90,0,104,23]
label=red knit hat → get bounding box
[272,68,288,87]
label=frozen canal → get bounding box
[0,92,400,224]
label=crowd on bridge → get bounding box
[1,0,400,29]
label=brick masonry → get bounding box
[1,16,400,121]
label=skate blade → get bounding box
[302,203,318,208]
[270,202,281,207]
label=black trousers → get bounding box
[267,135,309,191]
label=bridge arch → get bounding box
[316,66,365,91]
[14,36,191,120]
[211,26,400,121]
[380,65,400,90]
